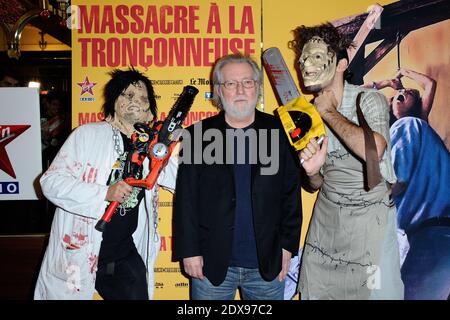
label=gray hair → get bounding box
[211,53,262,109]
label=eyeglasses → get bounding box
[219,79,258,90]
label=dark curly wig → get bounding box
[288,22,354,65]
[102,67,157,119]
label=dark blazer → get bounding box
[174,110,302,286]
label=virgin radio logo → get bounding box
[77,76,97,102]
[0,182,19,194]
[0,124,30,179]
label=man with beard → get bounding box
[174,53,302,300]
[34,68,178,299]
[289,23,404,299]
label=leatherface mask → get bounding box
[108,80,154,136]
[298,36,337,93]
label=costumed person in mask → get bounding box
[289,23,404,299]
[34,68,178,300]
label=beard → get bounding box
[221,95,258,121]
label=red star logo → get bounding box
[0,125,31,179]
[77,76,97,95]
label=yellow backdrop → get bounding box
[73,0,450,300]
[71,0,262,300]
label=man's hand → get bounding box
[183,256,204,279]
[314,90,338,116]
[299,136,329,176]
[278,249,292,281]
[105,180,133,203]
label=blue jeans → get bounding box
[191,267,285,300]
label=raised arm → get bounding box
[396,68,436,120]
[362,77,403,91]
